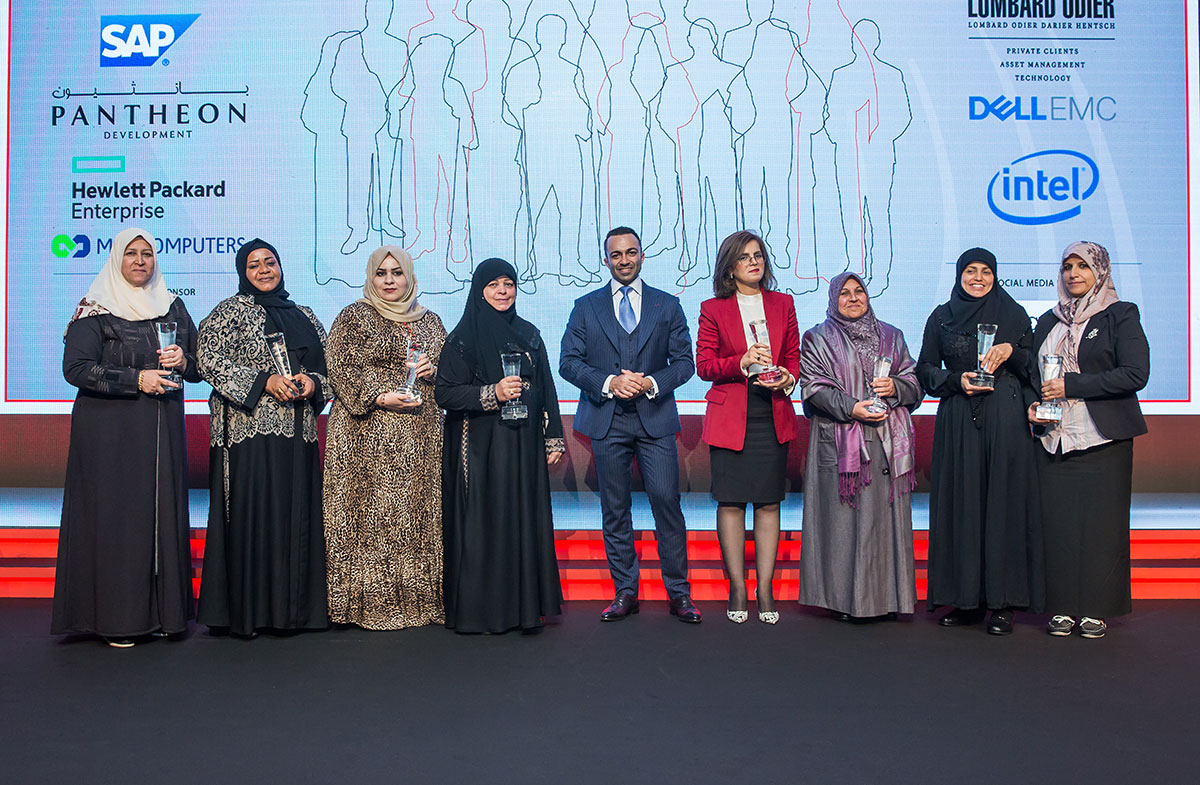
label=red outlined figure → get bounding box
[823,16,911,290]
[508,15,602,287]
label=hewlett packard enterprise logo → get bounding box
[100,14,200,67]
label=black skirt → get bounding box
[710,387,788,505]
[1039,438,1133,618]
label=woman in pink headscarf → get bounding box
[1028,241,1149,639]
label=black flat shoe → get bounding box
[987,609,1015,636]
[938,607,985,627]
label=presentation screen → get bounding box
[2,1,1197,414]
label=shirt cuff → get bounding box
[601,374,616,399]
[645,376,659,399]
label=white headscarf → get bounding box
[68,227,175,326]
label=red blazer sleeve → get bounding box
[696,298,745,382]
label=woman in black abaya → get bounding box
[53,228,201,646]
[196,239,331,637]
[435,258,564,634]
[917,248,1043,635]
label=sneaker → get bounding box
[104,638,135,648]
[1079,617,1107,639]
[1047,615,1075,636]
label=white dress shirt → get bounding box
[602,277,658,399]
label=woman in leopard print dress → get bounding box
[323,246,447,630]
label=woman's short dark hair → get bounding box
[712,231,775,298]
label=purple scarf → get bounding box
[800,273,918,507]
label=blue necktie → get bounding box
[618,286,637,333]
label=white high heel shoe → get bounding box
[755,590,779,624]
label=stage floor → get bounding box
[4,489,1200,530]
[4,598,1199,784]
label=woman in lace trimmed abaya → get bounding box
[917,248,1043,635]
[52,228,201,646]
[436,258,564,634]
[196,239,331,637]
[324,246,447,630]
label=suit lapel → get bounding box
[635,284,664,354]
[721,294,749,354]
[591,286,624,350]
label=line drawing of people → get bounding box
[509,0,610,289]
[823,17,911,292]
[729,0,823,290]
[462,0,527,281]
[624,2,695,258]
[301,0,408,286]
[299,1,910,304]
[668,19,748,287]
[507,14,603,288]
[638,0,702,279]
[592,3,681,259]
[394,0,486,291]
[394,33,476,293]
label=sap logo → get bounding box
[987,150,1099,226]
[100,14,199,67]
[969,95,1046,121]
[52,234,91,258]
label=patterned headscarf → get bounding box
[1053,241,1120,372]
[826,271,880,380]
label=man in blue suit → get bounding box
[559,227,700,622]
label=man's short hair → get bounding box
[604,226,641,254]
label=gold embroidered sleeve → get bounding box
[480,384,499,411]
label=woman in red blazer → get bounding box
[697,230,800,624]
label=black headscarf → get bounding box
[445,258,541,383]
[235,238,326,378]
[943,247,1029,342]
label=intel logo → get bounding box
[100,14,199,67]
[987,149,1099,226]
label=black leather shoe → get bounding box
[938,607,985,627]
[600,591,640,621]
[987,609,1015,636]
[668,595,703,623]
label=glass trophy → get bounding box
[154,321,181,386]
[866,355,893,414]
[265,332,293,378]
[747,319,783,384]
[396,338,425,404]
[1036,354,1064,422]
[974,323,998,389]
[499,351,528,420]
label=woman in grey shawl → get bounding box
[797,272,921,621]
